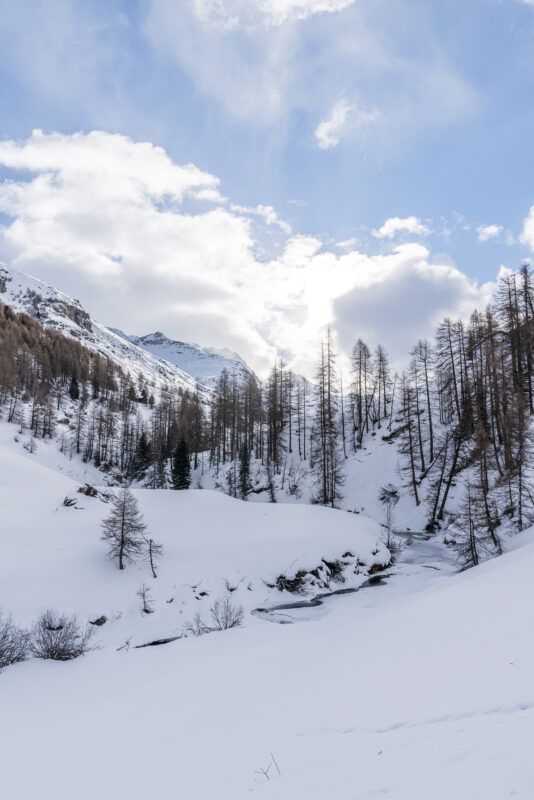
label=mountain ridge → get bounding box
[0,263,253,395]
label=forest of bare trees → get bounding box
[2,265,534,567]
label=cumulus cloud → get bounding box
[0,131,496,377]
[373,216,430,240]
[477,224,503,243]
[334,245,496,367]
[314,99,378,150]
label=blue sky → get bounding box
[0,0,534,374]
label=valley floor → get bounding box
[2,529,533,799]
[1,422,533,798]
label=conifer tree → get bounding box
[311,330,344,507]
[132,431,151,481]
[172,439,191,490]
[101,487,147,570]
[69,375,79,401]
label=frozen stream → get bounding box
[254,529,458,624]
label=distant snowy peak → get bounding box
[116,330,253,388]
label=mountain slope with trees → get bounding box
[2,260,534,570]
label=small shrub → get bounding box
[31,610,94,661]
[210,597,244,630]
[183,613,212,637]
[0,612,29,671]
[183,598,245,637]
[137,583,154,614]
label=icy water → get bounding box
[254,529,457,624]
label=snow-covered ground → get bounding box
[0,420,390,648]
[1,418,533,798]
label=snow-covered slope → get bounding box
[0,419,390,646]
[1,422,533,798]
[114,329,253,388]
[0,263,252,396]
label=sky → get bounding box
[1,0,534,377]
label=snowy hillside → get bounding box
[115,329,253,388]
[0,263,252,396]
[1,423,533,798]
[0,419,390,648]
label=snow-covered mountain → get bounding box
[111,329,253,389]
[0,264,252,396]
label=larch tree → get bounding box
[101,486,147,570]
[311,330,345,507]
[238,441,251,500]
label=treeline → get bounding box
[3,264,534,568]
[199,263,534,557]
[397,266,534,566]
[0,302,204,477]
[0,301,118,437]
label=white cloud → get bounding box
[520,206,534,251]
[314,99,378,150]
[336,237,359,250]
[373,216,430,240]
[333,245,496,369]
[0,131,496,377]
[191,0,357,29]
[476,224,503,243]
[230,203,292,233]
[145,0,476,139]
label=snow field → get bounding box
[0,423,389,650]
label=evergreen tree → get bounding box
[172,440,191,490]
[69,375,79,401]
[132,431,151,481]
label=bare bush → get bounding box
[183,598,244,637]
[0,612,29,671]
[210,597,244,630]
[183,613,212,637]
[137,583,154,614]
[31,610,95,661]
[287,462,306,498]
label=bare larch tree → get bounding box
[101,486,147,570]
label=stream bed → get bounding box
[253,529,457,624]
